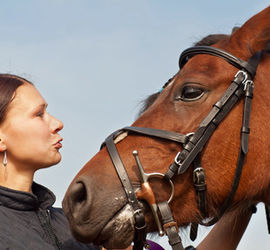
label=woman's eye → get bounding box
[176,86,205,101]
[36,111,44,117]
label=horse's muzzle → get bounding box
[62,176,96,242]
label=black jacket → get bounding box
[0,182,99,250]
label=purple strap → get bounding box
[146,240,165,250]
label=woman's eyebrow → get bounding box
[32,103,48,112]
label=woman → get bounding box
[0,74,99,249]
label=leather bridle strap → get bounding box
[123,127,188,144]
[192,154,206,217]
[158,201,184,250]
[202,72,259,226]
[179,46,257,77]
[105,135,146,250]
[102,127,188,148]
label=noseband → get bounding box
[102,46,262,250]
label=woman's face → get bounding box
[0,83,63,171]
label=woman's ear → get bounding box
[0,131,7,152]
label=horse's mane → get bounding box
[137,33,230,117]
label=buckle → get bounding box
[134,208,144,216]
[193,167,205,185]
[243,79,254,91]
[163,221,179,235]
[174,151,183,166]
[175,132,194,165]
[134,209,146,231]
[234,70,248,83]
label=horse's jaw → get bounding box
[63,200,135,248]
[96,204,135,248]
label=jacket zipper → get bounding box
[37,208,62,249]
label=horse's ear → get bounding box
[228,6,270,58]
[231,27,240,34]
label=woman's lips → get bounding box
[54,139,63,149]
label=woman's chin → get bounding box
[40,155,62,169]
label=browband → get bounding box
[179,46,257,77]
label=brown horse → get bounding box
[63,6,270,249]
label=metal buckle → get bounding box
[175,132,194,165]
[133,209,146,230]
[193,167,205,184]
[186,132,195,139]
[163,221,179,235]
[174,151,183,166]
[234,70,248,83]
[134,208,144,216]
[243,79,254,91]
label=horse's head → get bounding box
[63,6,270,248]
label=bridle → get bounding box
[102,45,262,249]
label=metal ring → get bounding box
[144,172,175,204]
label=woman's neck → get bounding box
[0,164,34,192]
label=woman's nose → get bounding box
[50,114,64,133]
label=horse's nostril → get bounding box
[65,179,92,221]
[71,182,87,205]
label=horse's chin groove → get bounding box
[94,204,135,248]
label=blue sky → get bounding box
[1,1,270,249]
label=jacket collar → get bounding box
[0,182,56,211]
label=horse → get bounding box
[62,6,270,249]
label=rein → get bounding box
[102,46,262,249]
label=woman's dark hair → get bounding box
[0,74,32,124]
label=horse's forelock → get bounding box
[137,92,160,118]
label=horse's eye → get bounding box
[176,86,205,101]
